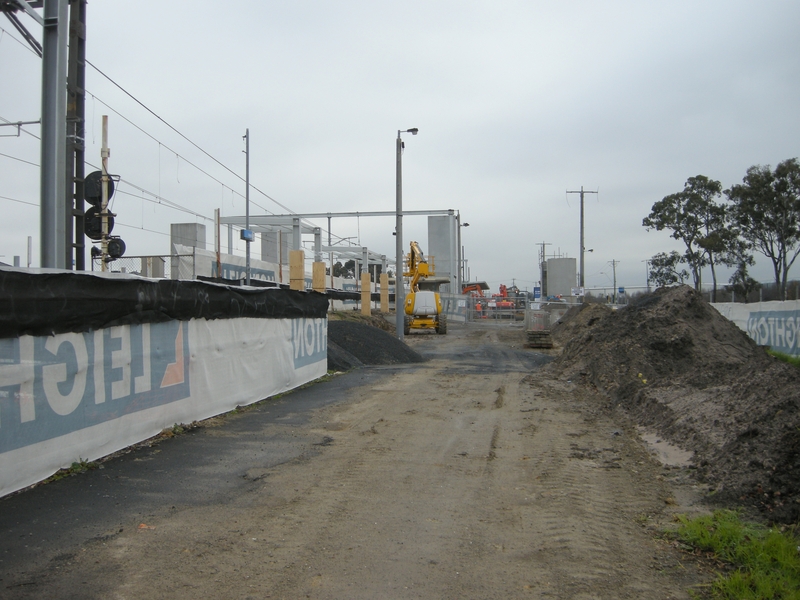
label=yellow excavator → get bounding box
[403,241,447,335]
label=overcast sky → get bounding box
[2,1,799,294]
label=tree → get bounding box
[726,260,761,303]
[726,158,800,300]
[648,251,688,288]
[332,259,356,278]
[643,175,738,300]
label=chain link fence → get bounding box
[91,254,195,279]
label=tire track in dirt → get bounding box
[1,324,708,599]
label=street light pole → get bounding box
[245,128,251,285]
[396,127,418,341]
[457,213,469,293]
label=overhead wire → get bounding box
[0,24,39,57]
[1,26,355,250]
[0,193,37,208]
[0,150,38,167]
[0,115,40,140]
[86,60,298,215]
[86,92,265,214]
[0,25,287,216]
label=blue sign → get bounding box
[0,322,191,454]
[747,310,800,355]
[291,318,328,368]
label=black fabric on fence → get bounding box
[196,278,394,302]
[0,269,330,339]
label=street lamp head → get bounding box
[406,128,419,135]
[462,222,470,227]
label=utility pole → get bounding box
[538,241,551,296]
[643,259,651,293]
[609,259,619,304]
[566,186,598,290]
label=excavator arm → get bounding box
[405,241,430,291]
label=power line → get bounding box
[0,25,40,57]
[1,27,353,250]
[0,115,40,140]
[86,93,271,215]
[114,185,212,222]
[86,60,297,215]
[114,221,173,239]
[1,25,297,215]
[0,193,37,208]
[0,150,38,167]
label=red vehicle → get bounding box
[462,281,490,318]
[492,284,516,310]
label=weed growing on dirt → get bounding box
[767,349,800,369]
[160,423,195,437]
[46,458,100,482]
[674,510,800,599]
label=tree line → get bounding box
[643,158,800,302]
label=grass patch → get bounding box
[674,510,800,599]
[767,349,800,368]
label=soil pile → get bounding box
[549,286,800,523]
[327,319,425,371]
[327,310,395,333]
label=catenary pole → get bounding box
[40,0,69,268]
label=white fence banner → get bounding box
[713,300,800,355]
[0,316,327,498]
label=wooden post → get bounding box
[361,271,371,316]
[312,261,326,293]
[380,272,389,313]
[289,250,305,291]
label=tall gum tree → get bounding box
[726,158,800,300]
[643,175,736,300]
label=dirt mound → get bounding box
[327,310,395,332]
[327,320,424,370]
[327,340,365,372]
[550,303,613,347]
[549,285,800,523]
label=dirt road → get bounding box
[2,322,708,599]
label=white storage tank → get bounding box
[545,258,576,298]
